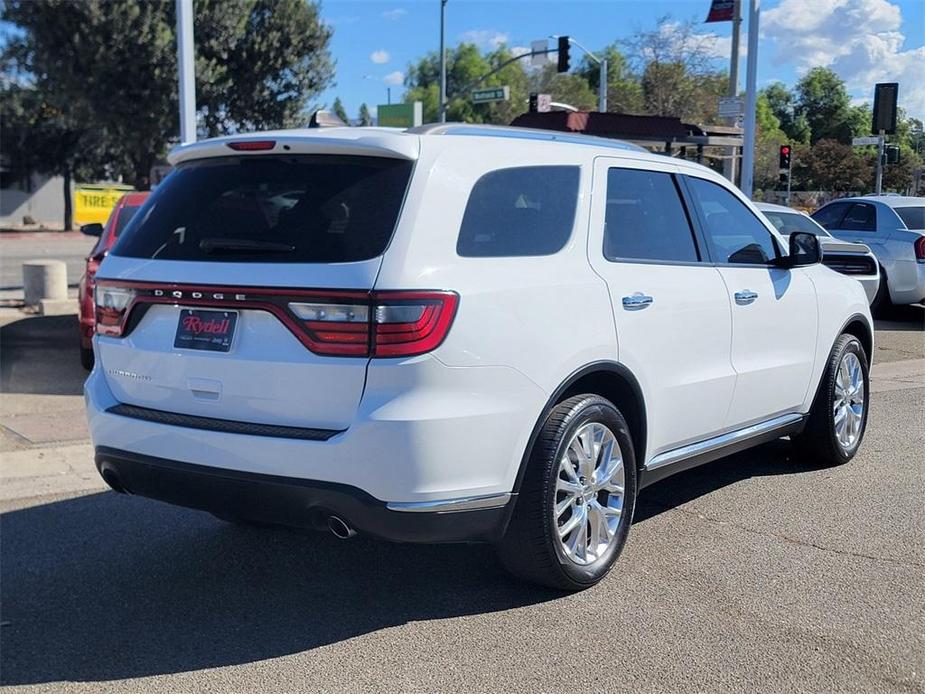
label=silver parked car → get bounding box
[756,202,880,305]
[811,196,925,310]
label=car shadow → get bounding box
[0,314,86,396]
[873,303,924,332]
[1,437,822,686]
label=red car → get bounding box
[78,192,149,369]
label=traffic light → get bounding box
[885,145,900,165]
[557,36,570,73]
[529,92,538,113]
[779,173,788,185]
[779,144,792,169]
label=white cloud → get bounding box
[381,8,407,20]
[370,50,390,65]
[763,0,924,118]
[460,29,510,50]
[383,71,405,86]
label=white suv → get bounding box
[86,125,873,590]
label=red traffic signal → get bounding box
[779,144,792,169]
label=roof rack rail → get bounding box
[405,123,648,153]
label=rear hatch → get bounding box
[94,145,415,431]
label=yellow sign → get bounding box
[74,184,134,226]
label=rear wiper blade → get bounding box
[199,238,295,254]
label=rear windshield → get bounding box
[112,155,413,263]
[895,206,924,230]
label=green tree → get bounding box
[404,43,532,124]
[795,68,856,144]
[530,63,597,112]
[357,103,373,126]
[332,97,349,124]
[762,82,810,143]
[2,0,334,188]
[624,16,727,122]
[577,43,643,114]
[798,139,872,192]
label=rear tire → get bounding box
[498,394,637,591]
[870,267,891,317]
[792,334,869,467]
[80,346,94,371]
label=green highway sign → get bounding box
[471,86,510,104]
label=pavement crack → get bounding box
[671,505,925,569]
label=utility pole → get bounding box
[438,0,448,123]
[875,130,885,195]
[740,0,760,197]
[176,0,196,144]
[723,0,742,183]
[599,58,608,112]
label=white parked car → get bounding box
[86,125,873,590]
[755,202,880,305]
[811,195,925,310]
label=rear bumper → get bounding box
[95,446,511,543]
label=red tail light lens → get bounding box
[373,291,459,357]
[95,285,137,336]
[915,235,925,262]
[287,290,458,358]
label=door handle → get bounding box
[734,290,758,305]
[622,293,654,310]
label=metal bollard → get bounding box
[22,259,68,308]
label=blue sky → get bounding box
[318,0,925,120]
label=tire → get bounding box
[870,267,891,318]
[792,334,869,466]
[80,346,94,371]
[498,394,637,591]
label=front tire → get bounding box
[80,346,94,371]
[498,395,637,591]
[793,334,869,466]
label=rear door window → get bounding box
[840,203,876,231]
[112,155,413,263]
[456,166,579,257]
[603,168,700,263]
[811,202,850,230]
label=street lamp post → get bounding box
[176,0,196,144]
[439,0,448,123]
[740,0,760,197]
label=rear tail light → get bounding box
[94,281,459,358]
[287,290,458,358]
[95,285,137,336]
[915,235,925,262]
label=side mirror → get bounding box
[784,231,822,267]
[80,223,104,237]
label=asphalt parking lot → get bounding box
[0,249,922,692]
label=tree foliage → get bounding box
[1,0,334,190]
[332,97,349,124]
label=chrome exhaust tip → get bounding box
[328,516,357,539]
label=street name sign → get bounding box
[718,96,744,118]
[852,136,879,146]
[377,102,423,128]
[472,86,510,104]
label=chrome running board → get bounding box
[646,413,805,471]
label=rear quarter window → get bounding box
[112,155,413,263]
[456,166,580,257]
